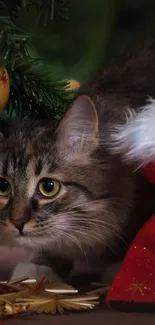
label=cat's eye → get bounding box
[0,178,11,196]
[38,178,60,198]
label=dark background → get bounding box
[6,0,155,84]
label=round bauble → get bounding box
[0,66,10,112]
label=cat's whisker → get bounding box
[59,226,122,244]
[69,218,121,230]
[42,220,122,247]
[35,209,124,244]
[53,229,86,256]
[43,214,122,232]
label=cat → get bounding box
[0,39,155,283]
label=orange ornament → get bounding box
[0,66,10,112]
[66,79,80,91]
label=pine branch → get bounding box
[26,0,71,24]
[0,15,31,71]
[0,7,74,119]
[6,59,74,119]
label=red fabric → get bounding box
[142,162,155,183]
[105,162,155,308]
[105,214,155,304]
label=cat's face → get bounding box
[0,96,133,257]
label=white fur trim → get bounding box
[112,98,155,165]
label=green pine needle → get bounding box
[0,6,74,120]
[5,59,74,119]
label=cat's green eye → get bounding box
[0,178,11,196]
[38,178,60,198]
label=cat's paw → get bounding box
[11,262,64,283]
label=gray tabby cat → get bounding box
[0,39,155,283]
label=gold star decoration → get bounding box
[127,281,151,296]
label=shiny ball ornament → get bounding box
[66,79,80,91]
[0,66,10,112]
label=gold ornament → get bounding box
[0,66,10,112]
[66,79,80,91]
[0,277,99,318]
[14,294,99,314]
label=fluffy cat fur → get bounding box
[0,39,155,282]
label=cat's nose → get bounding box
[11,220,25,233]
[10,199,31,232]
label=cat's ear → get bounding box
[55,95,99,162]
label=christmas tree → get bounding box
[0,0,74,120]
[0,0,154,120]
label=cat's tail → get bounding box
[111,98,155,166]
